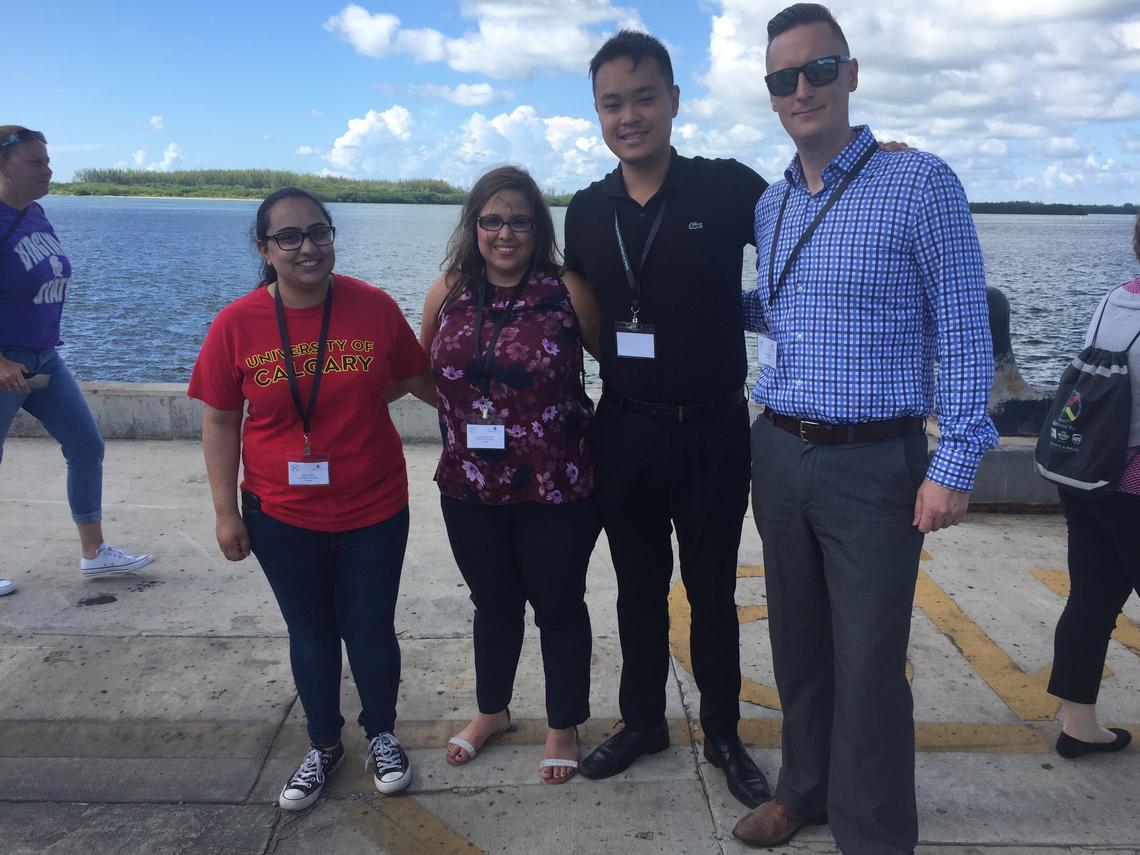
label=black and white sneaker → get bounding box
[278,742,345,810]
[365,732,411,794]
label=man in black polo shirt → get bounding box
[563,30,770,808]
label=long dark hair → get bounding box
[440,165,559,308]
[253,187,333,286]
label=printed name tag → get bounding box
[288,459,331,486]
[757,334,778,368]
[615,322,656,359]
[466,423,506,449]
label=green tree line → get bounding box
[48,171,1138,213]
[50,168,574,207]
[969,200,1139,215]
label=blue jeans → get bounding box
[243,495,409,746]
[0,347,104,523]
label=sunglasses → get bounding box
[0,129,47,149]
[764,55,850,97]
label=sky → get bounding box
[7,0,1140,203]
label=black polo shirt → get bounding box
[564,150,767,405]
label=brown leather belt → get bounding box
[763,409,926,444]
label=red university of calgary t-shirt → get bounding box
[188,274,429,532]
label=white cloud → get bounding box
[325,1,646,79]
[148,115,163,130]
[295,145,322,155]
[684,0,1140,202]
[409,82,508,107]
[146,142,182,172]
[132,149,146,167]
[327,106,423,174]
[310,109,324,118]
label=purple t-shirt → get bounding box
[0,201,71,349]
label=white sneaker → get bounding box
[80,544,154,577]
[0,579,15,596]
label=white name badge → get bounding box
[288,458,330,486]
[466,423,506,449]
[757,334,778,368]
[615,322,656,359]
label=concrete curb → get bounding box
[9,382,1059,506]
[8,381,442,444]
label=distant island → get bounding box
[47,170,1137,214]
[50,169,573,207]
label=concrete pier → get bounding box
[9,383,1060,507]
[3,396,1135,853]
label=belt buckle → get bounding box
[798,419,821,443]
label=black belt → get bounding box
[604,387,746,424]
[763,409,926,444]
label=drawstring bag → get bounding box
[1035,288,1140,496]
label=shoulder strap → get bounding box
[1090,285,1140,353]
[0,205,29,251]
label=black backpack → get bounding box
[1035,288,1140,496]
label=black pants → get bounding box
[592,394,750,738]
[751,414,928,855]
[1048,489,1140,704]
[440,495,601,729]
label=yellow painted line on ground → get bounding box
[913,569,1059,721]
[1033,569,1140,657]
[346,796,482,855]
[3,717,1128,759]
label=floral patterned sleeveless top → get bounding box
[431,271,595,504]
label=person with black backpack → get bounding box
[1044,213,1140,760]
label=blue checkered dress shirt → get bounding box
[744,125,998,491]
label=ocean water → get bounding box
[36,196,1139,392]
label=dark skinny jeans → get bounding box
[244,495,409,746]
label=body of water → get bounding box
[36,196,1139,392]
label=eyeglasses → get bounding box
[265,225,336,250]
[0,129,47,149]
[477,215,534,233]
[764,55,850,97]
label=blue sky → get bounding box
[9,0,1140,203]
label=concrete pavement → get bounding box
[0,436,1137,854]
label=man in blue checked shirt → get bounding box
[733,4,998,852]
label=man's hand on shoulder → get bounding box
[878,140,912,152]
[912,478,969,533]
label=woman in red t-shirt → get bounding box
[419,166,601,784]
[188,187,434,811]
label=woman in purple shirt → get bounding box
[419,165,601,783]
[0,125,153,597]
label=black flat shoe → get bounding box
[703,733,771,808]
[1055,728,1132,759]
[579,721,670,779]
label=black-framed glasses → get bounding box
[477,215,534,233]
[266,225,336,250]
[0,129,47,149]
[764,55,850,97]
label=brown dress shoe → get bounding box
[732,798,823,846]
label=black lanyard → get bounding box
[614,200,667,322]
[472,271,529,400]
[274,278,334,453]
[767,142,876,306]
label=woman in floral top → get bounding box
[420,165,601,784]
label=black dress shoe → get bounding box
[704,734,771,808]
[579,721,670,779]
[1055,728,1132,759]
